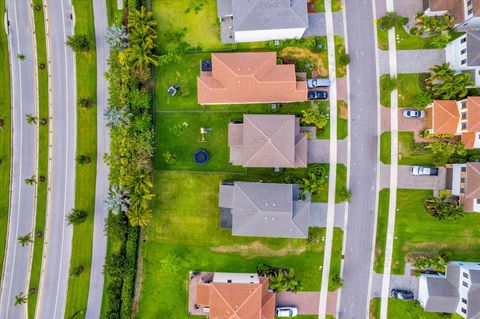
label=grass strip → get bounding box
[64,0,97,317]
[27,2,49,317]
[0,0,11,284]
[373,189,389,274]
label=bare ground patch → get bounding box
[211,241,307,258]
[279,47,328,77]
[339,101,348,119]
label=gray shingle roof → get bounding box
[224,0,308,32]
[446,263,460,291]
[424,277,459,313]
[467,31,480,67]
[219,182,309,238]
[468,284,480,318]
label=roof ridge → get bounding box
[211,284,237,315]
[294,134,307,166]
[291,201,309,237]
[236,183,262,213]
[269,118,296,166]
[467,163,480,197]
[234,284,263,315]
[436,100,459,132]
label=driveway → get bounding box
[308,138,348,164]
[378,49,446,74]
[276,291,338,316]
[371,263,419,298]
[304,12,344,36]
[310,203,345,229]
[381,107,427,133]
[380,164,446,191]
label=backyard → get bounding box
[137,172,344,318]
[380,73,427,108]
[374,189,480,275]
[380,132,434,166]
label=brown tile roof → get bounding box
[195,277,275,319]
[429,0,465,23]
[197,284,211,305]
[466,163,480,199]
[462,132,477,149]
[228,114,307,168]
[468,97,480,132]
[197,52,307,105]
[474,0,480,17]
[431,100,459,134]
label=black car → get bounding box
[391,289,414,300]
[308,90,328,100]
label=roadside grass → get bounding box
[387,189,480,275]
[106,0,123,25]
[137,172,343,318]
[315,102,347,140]
[380,132,434,166]
[337,100,348,140]
[369,298,463,319]
[0,0,11,285]
[64,0,97,318]
[335,36,347,78]
[314,101,330,139]
[380,73,427,108]
[314,0,343,12]
[373,189,389,274]
[28,2,49,317]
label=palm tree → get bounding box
[126,206,153,227]
[431,72,474,99]
[424,196,464,220]
[66,34,90,53]
[126,172,153,195]
[76,154,91,165]
[78,97,94,109]
[413,256,429,270]
[103,107,124,128]
[25,114,38,125]
[283,269,303,293]
[268,271,286,292]
[104,186,130,214]
[17,233,32,247]
[256,263,273,276]
[428,63,454,83]
[16,53,27,61]
[66,209,88,225]
[126,42,159,69]
[25,175,37,185]
[380,12,402,30]
[128,6,157,31]
[446,202,464,220]
[14,292,27,306]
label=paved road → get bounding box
[85,0,110,317]
[0,1,38,318]
[339,0,379,317]
[35,1,76,318]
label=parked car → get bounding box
[307,78,331,88]
[403,109,425,118]
[276,306,298,317]
[391,289,414,300]
[307,90,328,100]
[410,166,439,176]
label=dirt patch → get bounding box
[211,241,307,258]
[339,102,348,119]
[279,47,328,77]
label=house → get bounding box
[446,31,480,87]
[446,162,480,212]
[218,182,310,238]
[217,0,309,43]
[418,261,480,318]
[425,97,480,148]
[424,0,480,31]
[228,114,308,168]
[195,272,276,318]
[197,52,308,105]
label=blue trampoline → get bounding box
[194,149,209,164]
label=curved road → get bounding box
[0,1,38,318]
[86,0,110,317]
[35,0,76,318]
[339,0,380,318]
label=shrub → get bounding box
[66,209,87,225]
[163,151,176,164]
[338,53,350,66]
[66,34,90,53]
[300,109,328,131]
[413,93,433,108]
[379,12,403,29]
[336,188,352,203]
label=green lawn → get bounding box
[314,0,343,12]
[383,189,480,275]
[380,132,434,166]
[0,0,11,286]
[335,36,347,78]
[316,101,347,141]
[370,298,463,319]
[64,1,97,318]
[106,0,123,25]
[373,189,389,274]
[137,172,343,318]
[28,2,49,317]
[380,73,427,108]
[337,101,348,140]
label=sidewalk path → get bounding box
[378,49,445,74]
[85,0,110,317]
[318,1,339,317]
[0,1,38,318]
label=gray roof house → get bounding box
[418,262,480,318]
[217,0,309,43]
[228,114,308,168]
[218,182,310,238]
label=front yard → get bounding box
[374,189,480,275]
[380,132,434,166]
[370,298,463,319]
[380,73,428,108]
[137,172,344,318]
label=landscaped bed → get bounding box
[137,172,344,318]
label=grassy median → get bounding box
[0,0,11,285]
[28,2,49,318]
[64,0,97,317]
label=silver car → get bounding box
[276,306,298,317]
[307,78,331,88]
[403,109,425,118]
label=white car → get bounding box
[403,109,425,118]
[307,78,331,88]
[410,166,439,176]
[276,306,298,317]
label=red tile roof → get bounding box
[429,100,459,134]
[468,97,480,132]
[197,52,307,105]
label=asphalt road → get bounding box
[339,0,379,318]
[0,1,37,318]
[35,1,76,318]
[85,0,110,317]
